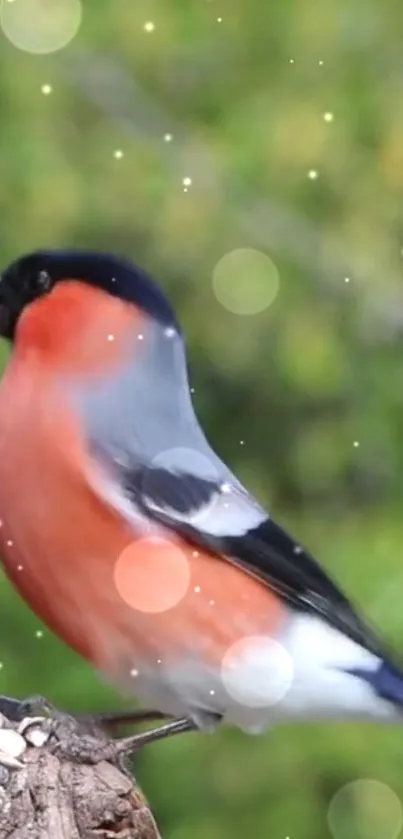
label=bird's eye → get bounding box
[36,271,51,292]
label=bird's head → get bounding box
[0,249,180,342]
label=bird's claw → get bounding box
[49,726,117,764]
[5,697,104,763]
[15,694,58,721]
[48,715,196,767]
[0,695,197,768]
[0,694,35,723]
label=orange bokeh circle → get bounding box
[114,536,190,614]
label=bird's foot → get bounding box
[14,694,64,723]
[48,715,197,767]
[0,695,197,769]
[0,693,51,723]
[2,694,170,731]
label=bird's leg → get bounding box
[81,708,170,730]
[1,694,169,730]
[113,718,197,756]
[0,694,31,722]
[49,716,198,766]
[0,694,198,767]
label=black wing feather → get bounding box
[121,464,388,659]
[220,518,385,657]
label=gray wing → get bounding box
[71,320,388,658]
[72,320,265,537]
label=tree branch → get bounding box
[0,705,162,839]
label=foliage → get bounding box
[0,2,403,837]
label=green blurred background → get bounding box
[1,1,403,837]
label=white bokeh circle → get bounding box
[221,635,294,708]
[328,779,402,839]
[212,248,280,316]
[1,0,82,54]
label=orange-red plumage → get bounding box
[0,282,286,691]
[16,280,145,373]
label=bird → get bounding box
[0,247,401,761]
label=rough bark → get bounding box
[0,711,162,839]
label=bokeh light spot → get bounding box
[328,779,402,839]
[114,537,190,614]
[221,635,294,708]
[212,248,280,316]
[1,0,82,54]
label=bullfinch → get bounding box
[0,248,401,760]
